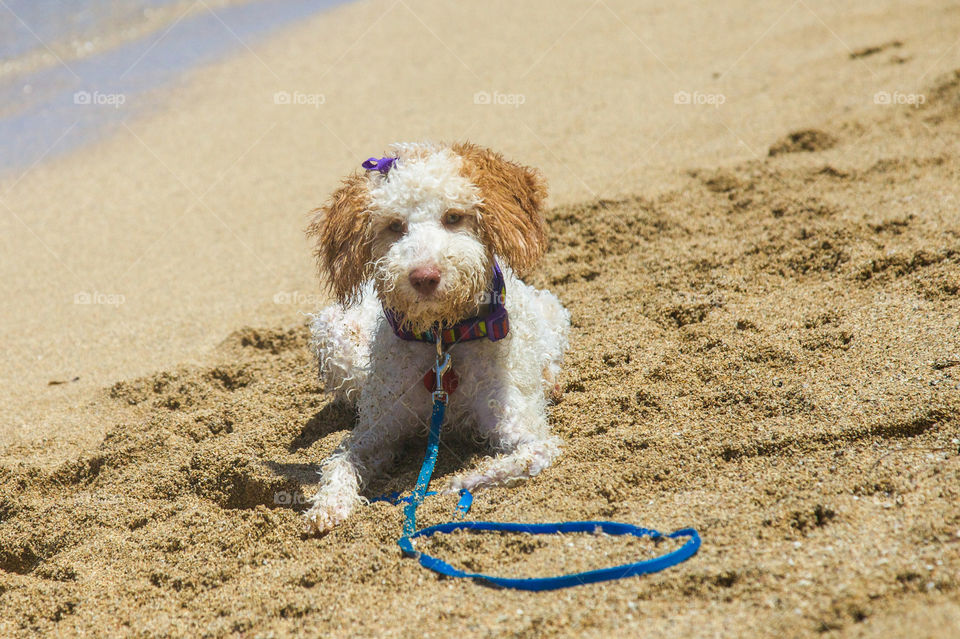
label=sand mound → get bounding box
[768,129,840,156]
[2,71,960,638]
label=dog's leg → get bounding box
[446,390,560,493]
[310,299,376,405]
[534,289,570,404]
[302,416,398,534]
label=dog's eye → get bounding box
[388,220,405,234]
[443,212,463,226]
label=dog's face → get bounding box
[308,142,547,331]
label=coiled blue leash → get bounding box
[382,341,701,591]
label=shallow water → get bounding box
[0,0,344,176]
[0,0,183,62]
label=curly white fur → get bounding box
[304,143,570,534]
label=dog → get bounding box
[302,142,570,534]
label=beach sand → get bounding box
[1,0,959,636]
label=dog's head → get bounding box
[308,142,547,331]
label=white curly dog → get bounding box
[303,142,570,535]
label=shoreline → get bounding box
[0,0,347,176]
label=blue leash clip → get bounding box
[389,343,701,591]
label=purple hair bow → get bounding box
[362,156,397,175]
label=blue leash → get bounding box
[387,346,701,591]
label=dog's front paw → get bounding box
[445,439,561,494]
[444,475,468,494]
[302,496,357,535]
[444,471,500,494]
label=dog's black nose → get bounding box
[409,265,441,295]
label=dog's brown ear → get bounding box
[452,142,547,275]
[306,172,372,304]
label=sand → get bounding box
[1,0,959,636]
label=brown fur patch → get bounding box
[305,171,372,304]
[452,142,547,275]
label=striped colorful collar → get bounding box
[383,262,509,347]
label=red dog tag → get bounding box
[423,366,459,394]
